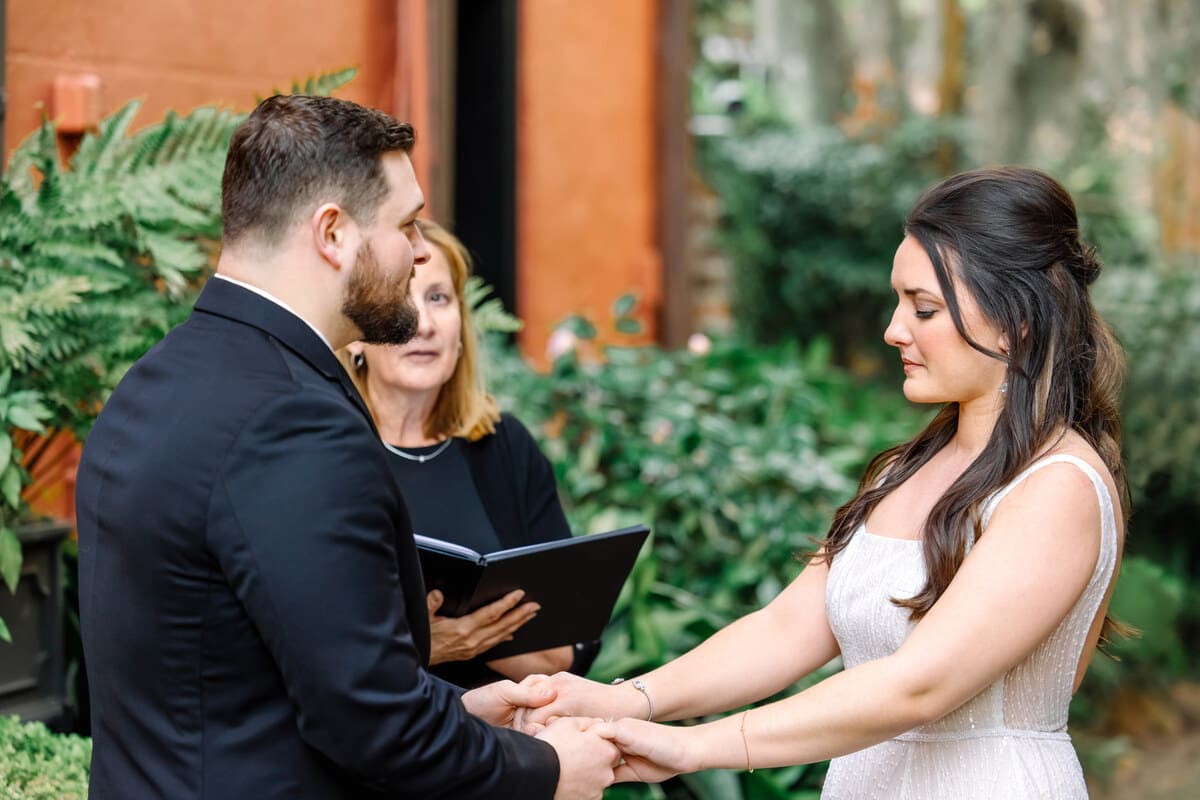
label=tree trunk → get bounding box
[971,0,1088,165]
[937,0,965,118]
[1151,0,1200,261]
[754,0,853,126]
[806,0,854,123]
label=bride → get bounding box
[525,166,1127,799]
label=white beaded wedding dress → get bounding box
[821,454,1118,799]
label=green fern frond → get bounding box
[268,66,360,102]
[36,190,127,239]
[32,121,64,215]
[140,232,208,296]
[298,67,359,96]
[71,99,143,178]
[466,275,523,335]
[120,105,240,175]
[31,240,126,270]
[0,316,36,364]
[1,275,91,314]
[4,117,58,204]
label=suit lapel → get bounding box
[193,278,378,431]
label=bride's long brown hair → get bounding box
[821,167,1128,639]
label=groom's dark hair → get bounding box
[221,94,415,248]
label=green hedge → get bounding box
[487,323,928,798]
[0,717,89,800]
[699,119,957,366]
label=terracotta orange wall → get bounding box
[5,0,399,159]
[7,0,664,361]
[517,0,661,358]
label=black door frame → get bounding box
[453,0,519,318]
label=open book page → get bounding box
[413,534,484,563]
[484,525,650,562]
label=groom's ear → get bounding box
[311,202,356,271]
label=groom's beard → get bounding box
[342,240,419,345]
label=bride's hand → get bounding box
[521,672,649,726]
[593,718,697,784]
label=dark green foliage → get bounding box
[0,716,90,800]
[699,118,960,366]
[1097,267,1200,514]
[493,332,925,632]
[484,302,930,798]
[1090,265,1200,680]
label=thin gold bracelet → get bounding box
[740,710,754,773]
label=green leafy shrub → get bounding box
[0,716,90,800]
[486,304,928,797]
[1060,264,1200,778]
[1096,267,1200,515]
[1088,265,1200,679]
[699,118,959,367]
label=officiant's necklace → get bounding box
[383,438,453,464]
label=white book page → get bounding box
[413,533,483,561]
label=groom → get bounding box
[74,95,618,799]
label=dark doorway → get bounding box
[453,0,518,317]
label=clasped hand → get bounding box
[461,677,626,799]
[483,671,699,786]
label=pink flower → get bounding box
[546,327,579,359]
[687,333,712,356]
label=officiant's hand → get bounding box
[521,672,651,727]
[462,677,557,729]
[427,589,540,665]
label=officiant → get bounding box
[338,219,600,688]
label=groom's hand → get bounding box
[537,717,620,799]
[462,678,556,729]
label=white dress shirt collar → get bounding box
[212,273,334,352]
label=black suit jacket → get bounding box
[75,278,559,799]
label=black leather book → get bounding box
[414,524,650,659]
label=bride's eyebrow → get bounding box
[897,286,942,301]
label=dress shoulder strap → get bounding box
[978,454,1118,564]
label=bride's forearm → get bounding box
[636,604,837,722]
[691,656,930,769]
